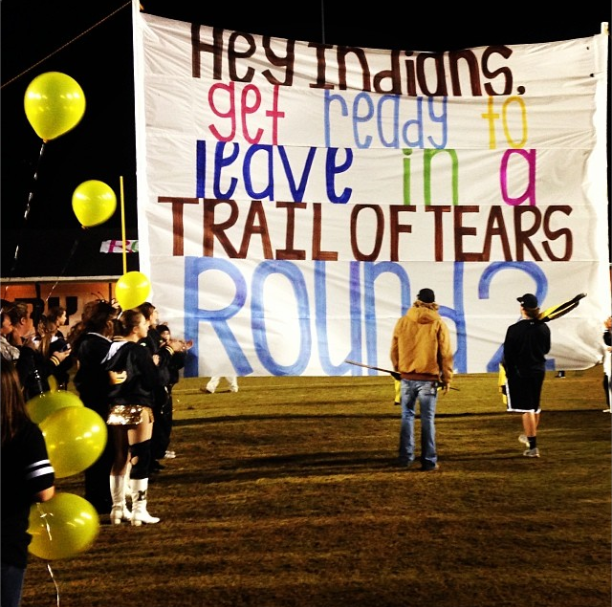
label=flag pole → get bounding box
[120,175,127,275]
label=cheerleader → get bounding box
[104,309,172,526]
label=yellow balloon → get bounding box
[115,271,151,310]
[28,493,100,560]
[24,72,86,141]
[40,407,107,478]
[72,180,117,227]
[26,390,84,425]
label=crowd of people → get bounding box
[0,298,192,532]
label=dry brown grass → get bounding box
[22,367,611,607]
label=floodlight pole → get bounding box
[320,0,326,44]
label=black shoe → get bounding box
[395,459,414,469]
[420,463,440,472]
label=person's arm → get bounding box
[437,321,454,391]
[35,486,56,502]
[390,320,400,371]
[541,323,552,355]
[27,424,56,503]
[0,335,20,360]
[134,344,165,391]
[171,350,187,371]
[502,326,516,373]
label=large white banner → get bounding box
[132,2,610,377]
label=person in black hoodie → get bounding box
[69,300,119,516]
[136,302,187,474]
[104,308,174,526]
[136,302,167,474]
[502,293,551,458]
[156,324,191,460]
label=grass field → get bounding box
[22,366,611,607]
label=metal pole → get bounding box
[320,0,326,44]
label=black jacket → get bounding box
[105,341,163,410]
[73,332,113,414]
[15,346,51,401]
[1,419,55,568]
[503,318,551,376]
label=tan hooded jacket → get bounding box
[390,301,453,386]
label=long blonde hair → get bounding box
[38,315,56,359]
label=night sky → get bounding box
[2,0,610,276]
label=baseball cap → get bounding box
[417,288,435,304]
[517,293,538,309]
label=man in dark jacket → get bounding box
[502,293,551,458]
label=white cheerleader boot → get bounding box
[109,475,132,524]
[131,478,160,526]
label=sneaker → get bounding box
[518,434,530,448]
[200,387,214,394]
[523,448,540,458]
[163,450,176,459]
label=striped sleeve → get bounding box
[25,458,55,482]
[22,422,55,495]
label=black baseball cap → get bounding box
[417,288,435,304]
[517,293,538,309]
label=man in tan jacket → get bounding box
[390,288,453,471]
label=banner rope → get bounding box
[1,2,131,90]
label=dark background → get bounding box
[2,0,610,278]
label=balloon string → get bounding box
[8,140,47,278]
[36,501,53,542]
[36,503,62,606]
[46,562,61,607]
[45,239,82,303]
[23,140,47,221]
[120,176,127,275]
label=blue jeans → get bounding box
[1,562,25,607]
[398,380,438,469]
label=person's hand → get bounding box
[168,338,188,352]
[52,349,71,363]
[440,383,450,395]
